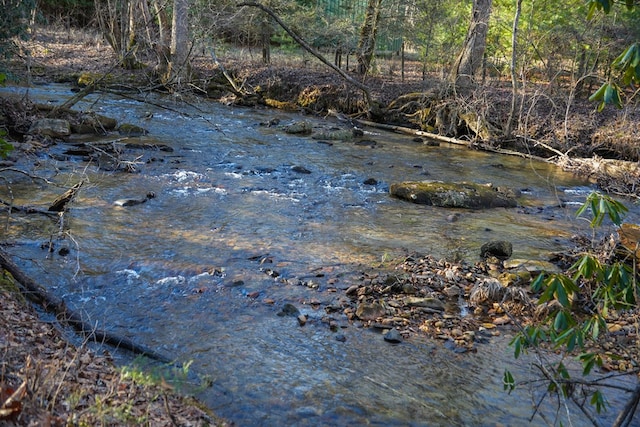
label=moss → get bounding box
[264,98,298,111]
[390,181,518,209]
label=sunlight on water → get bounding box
[2,84,637,426]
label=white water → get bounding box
[2,84,638,425]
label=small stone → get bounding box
[404,296,445,311]
[463,331,475,341]
[292,165,312,174]
[28,118,71,137]
[263,298,275,305]
[285,121,313,134]
[335,334,346,342]
[118,123,148,136]
[355,301,386,320]
[383,328,403,343]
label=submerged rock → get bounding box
[390,181,518,209]
[285,121,313,134]
[277,303,301,317]
[118,123,148,137]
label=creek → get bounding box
[2,84,639,426]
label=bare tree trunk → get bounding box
[261,16,271,64]
[94,0,140,69]
[166,0,190,84]
[449,0,492,86]
[152,0,171,76]
[238,2,373,109]
[506,0,523,138]
[356,0,383,75]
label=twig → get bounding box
[209,47,243,95]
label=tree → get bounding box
[448,0,492,85]
[356,0,383,75]
[505,0,523,138]
[165,0,191,84]
[0,0,36,51]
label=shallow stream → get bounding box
[2,84,639,425]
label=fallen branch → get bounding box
[0,248,173,364]
[354,118,551,162]
[50,49,134,114]
[209,47,244,96]
[238,1,373,109]
[0,198,58,216]
[48,181,84,212]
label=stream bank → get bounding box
[2,27,640,426]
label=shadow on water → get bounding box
[2,84,639,425]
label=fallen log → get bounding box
[0,248,174,364]
[354,118,552,162]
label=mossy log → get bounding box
[390,181,518,209]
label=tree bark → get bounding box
[356,0,383,75]
[449,0,492,85]
[152,0,171,76]
[166,0,190,84]
[506,0,523,137]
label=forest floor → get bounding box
[1,27,640,425]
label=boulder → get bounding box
[28,119,70,138]
[71,113,118,134]
[390,181,518,209]
[480,240,513,260]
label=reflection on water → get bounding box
[1,84,638,425]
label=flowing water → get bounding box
[2,84,639,425]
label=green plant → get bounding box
[587,0,640,110]
[504,191,638,424]
[121,358,197,393]
[0,129,13,159]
